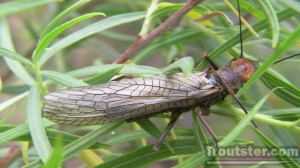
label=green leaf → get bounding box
[0,48,32,66]
[68,64,123,77]
[192,111,208,150]
[252,128,300,167]
[33,12,105,62]
[133,29,203,63]
[41,0,91,37]
[261,70,300,106]
[26,122,123,168]
[0,120,54,145]
[42,137,63,168]
[192,112,219,168]
[261,108,300,120]
[64,123,122,158]
[0,18,35,85]
[240,0,265,19]
[195,8,296,70]
[0,0,60,17]
[152,2,208,21]
[173,140,253,168]
[95,140,199,168]
[163,57,195,78]
[106,130,150,145]
[278,0,300,14]
[258,0,280,48]
[139,0,159,37]
[27,85,52,163]
[0,92,28,113]
[2,84,30,95]
[85,65,122,85]
[219,91,275,147]
[0,124,108,149]
[39,12,146,66]
[43,70,88,87]
[238,25,300,97]
[120,64,162,75]
[172,152,207,168]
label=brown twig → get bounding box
[0,146,21,167]
[113,0,202,64]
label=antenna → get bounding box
[274,53,300,64]
[237,0,244,58]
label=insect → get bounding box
[42,0,297,150]
[43,55,256,148]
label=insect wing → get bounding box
[43,72,218,125]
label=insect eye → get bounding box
[241,64,248,72]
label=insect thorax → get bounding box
[217,67,244,92]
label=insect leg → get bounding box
[200,106,210,116]
[196,111,219,150]
[204,53,258,127]
[204,52,219,70]
[214,71,258,128]
[153,112,181,151]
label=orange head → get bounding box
[229,58,256,82]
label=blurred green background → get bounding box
[0,0,299,167]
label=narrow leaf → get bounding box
[278,0,300,14]
[253,128,300,167]
[39,12,146,66]
[68,64,122,77]
[85,65,122,85]
[0,120,54,145]
[133,29,203,63]
[195,8,296,70]
[258,0,280,47]
[95,140,199,168]
[172,152,207,168]
[43,70,88,87]
[41,0,91,37]
[106,130,150,145]
[27,85,52,163]
[121,64,162,75]
[0,48,32,65]
[219,91,275,147]
[33,12,105,62]
[0,0,60,17]
[163,57,195,78]
[0,18,35,85]
[0,124,108,149]
[261,69,300,106]
[25,122,123,168]
[0,92,28,112]
[21,141,30,165]
[192,111,208,150]
[42,137,63,168]
[238,25,300,96]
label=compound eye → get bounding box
[241,64,249,72]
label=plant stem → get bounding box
[113,0,202,64]
[32,63,47,95]
[228,104,300,132]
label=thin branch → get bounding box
[0,146,21,167]
[113,0,202,64]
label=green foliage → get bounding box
[0,0,299,167]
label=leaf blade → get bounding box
[39,12,146,66]
[27,85,52,163]
[43,70,88,87]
